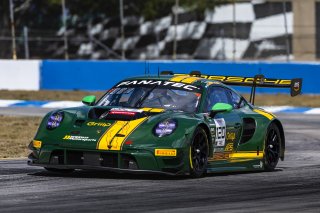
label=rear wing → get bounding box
[161,71,302,105]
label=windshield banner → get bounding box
[115,80,201,92]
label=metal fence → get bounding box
[1,0,312,61]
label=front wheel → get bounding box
[189,127,209,178]
[263,123,281,171]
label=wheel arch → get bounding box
[197,123,212,158]
[271,119,285,161]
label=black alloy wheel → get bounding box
[190,127,209,178]
[264,123,281,171]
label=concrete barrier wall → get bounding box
[41,60,320,94]
[0,60,40,90]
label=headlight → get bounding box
[154,119,177,137]
[46,111,64,130]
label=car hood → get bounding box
[35,106,200,151]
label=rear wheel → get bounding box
[189,127,209,178]
[264,123,281,171]
[44,167,74,173]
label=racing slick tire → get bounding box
[189,127,209,178]
[263,123,281,171]
[44,167,75,173]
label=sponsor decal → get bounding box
[174,73,294,86]
[253,161,264,169]
[226,131,236,142]
[214,118,226,147]
[115,80,201,92]
[63,135,96,142]
[155,149,177,157]
[210,126,215,138]
[211,152,230,161]
[294,82,300,91]
[224,143,234,152]
[87,122,111,127]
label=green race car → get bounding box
[28,71,302,177]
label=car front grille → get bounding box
[63,150,118,168]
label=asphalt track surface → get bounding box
[0,108,320,212]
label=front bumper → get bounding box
[28,145,188,176]
[27,161,179,176]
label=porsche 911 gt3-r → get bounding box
[28,71,302,177]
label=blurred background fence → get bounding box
[0,0,319,61]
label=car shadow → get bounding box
[28,170,188,180]
[28,168,283,180]
[205,168,283,177]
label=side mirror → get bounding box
[82,95,96,106]
[209,103,233,118]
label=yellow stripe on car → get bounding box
[116,117,148,150]
[189,147,193,169]
[97,121,127,150]
[141,107,152,112]
[170,75,189,82]
[150,108,165,113]
[181,77,201,83]
[141,108,164,113]
[229,152,264,159]
[170,75,201,84]
[253,109,274,120]
[97,117,148,151]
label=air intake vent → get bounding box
[240,118,256,144]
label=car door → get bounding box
[203,86,242,162]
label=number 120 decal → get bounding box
[214,118,226,147]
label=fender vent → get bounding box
[240,118,256,144]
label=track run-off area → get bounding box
[0,108,320,212]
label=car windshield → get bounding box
[97,86,201,112]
